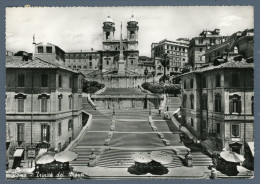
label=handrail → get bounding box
[159,94,167,110]
[87,93,97,110]
[65,110,93,151]
[94,86,106,95]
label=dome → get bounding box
[129,14,137,22]
[105,16,114,23]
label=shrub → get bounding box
[83,80,105,94]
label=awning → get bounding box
[37,148,48,158]
[247,142,254,156]
[13,149,24,157]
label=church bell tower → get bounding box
[102,16,115,41]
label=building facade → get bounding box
[151,39,189,76]
[180,56,254,154]
[205,29,254,63]
[188,29,228,69]
[6,55,85,168]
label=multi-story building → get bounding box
[65,50,102,74]
[6,55,85,168]
[138,56,155,76]
[180,55,254,154]
[34,42,65,66]
[205,29,254,63]
[151,39,189,76]
[188,29,228,68]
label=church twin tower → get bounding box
[101,15,139,72]
[102,15,139,42]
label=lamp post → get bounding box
[144,67,148,83]
[112,101,115,115]
[151,71,155,84]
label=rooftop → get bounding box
[181,58,253,76]
[6,56,79,73]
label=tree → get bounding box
[160,53,170,83]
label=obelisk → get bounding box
[118,22,125,72]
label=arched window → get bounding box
[190,94,194,109]
[229,94,241,114]
[182,94,187,108]
[130,31,135,39]
[190,78,193,89]
[106,32,110,40]
[215,94,221,112]
[202,94,207,110]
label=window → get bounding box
[106,32,110,40]
[200,48,203,52]
[41,74,48,87]
[216,123,221,133]
[41,98,48,112]
[69,96,72,110]
[199,38,203,44]
[184,80,186,89]
[46,46,52,53]
[69,77,72,88]
[231,73,239,87]
[215,94,221,112]
[58,122,62,135]
[89,55,92,60]
[252,96,254,115]
[199,56,202,61]
[191,118,194,127]
[216,74,221,87]
[18,99,24,112]
[190,79,193,89]
[229,94,241,114]
[202,94,207,110]
[190,94,194,109]
[130,31,135,39]
[90,62,92,68]
[131,60,134,65]
[17,124,25,142]
[182,94,187,108]
[41,124,50,142]
[68,120,73,131]
[38,46,43,53]
[59,75,62,88]
[183,58,185,61]
[202,76,207,88]
[18,74,25,87]
[58,98,62,111]
[231,124,240,137]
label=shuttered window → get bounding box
[231,124,240,137]
[41,98,48,112]
[18,74,25,87]
[18,99,24,112]
[17,124,25,142]
[41,124,50,142]
[229,95,241,114]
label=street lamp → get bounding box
[144,67,148,82]
[151,71,155,84]
[112,101,115,115]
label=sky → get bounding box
[6,6,254,57]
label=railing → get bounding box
[65,110,93,151]
[87,93,97,110]
[94,86,106,95]
[159,94,167,111]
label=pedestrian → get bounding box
[159,109,161,115]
